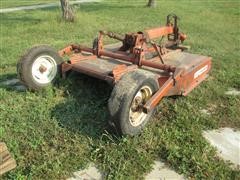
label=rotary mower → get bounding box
[17,14,211,135]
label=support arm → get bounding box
[143,68,184,113]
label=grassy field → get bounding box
[0,0,58,8]
[0,0,240,179]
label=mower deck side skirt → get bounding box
[183,74,209,96]
[143,55,211,112]
[69,57,133,83]
[71,64,114,83]
[182,57,212,96]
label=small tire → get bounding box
[17,45,63,91]
[108,69,159,136]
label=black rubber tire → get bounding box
[17,45,63,91]
[108,69,159,136]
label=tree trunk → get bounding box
[60,0,74,22]
[147,0,156,8]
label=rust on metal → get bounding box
[143,68,184,112]
[112,64,137,82]
[69,54,97,64]
[145,26,174,40]
[57,14,211,113]
[58,45,73,56]
[39,65,47,73]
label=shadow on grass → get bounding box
[51,73,114,139]
[0,73,27,92]
[0,73,17,81]
[0,71,115,138]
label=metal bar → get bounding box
[99,50,134,63]
[143,77,174,113]
[68,45,176,72]
[151,41,165,64]
[72,44,94,53]
[145,26,174,40]
[143,68,183,112]
[100,30,124,42]
[141,60,176,72]
[100,50,176,72]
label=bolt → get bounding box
[39,65,47,73]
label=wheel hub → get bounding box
[39,65,47,73]
[129,86,152,127]
[31,55,57,84]
[131,96,142,111]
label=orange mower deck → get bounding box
[59,22,211,113]
[17,14,212,136]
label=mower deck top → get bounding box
[69,47,210,82]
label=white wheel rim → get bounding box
[31,55,57,84]
[129,86,153,127]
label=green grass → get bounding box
[0,0,57,8]
[0,0,240,179]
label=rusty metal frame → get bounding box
[58,15,211,113]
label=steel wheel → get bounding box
[129,86,153,127]
[108,70,159,136]
[17,45,63,91]
[31,55,58,84]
